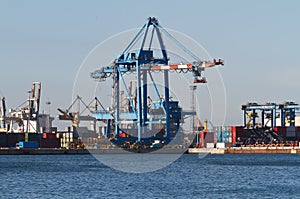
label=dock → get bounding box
[188,146,300,154]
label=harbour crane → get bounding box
[91,17,223,148]
[57,96,98,137]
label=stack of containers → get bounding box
[204,131,217,148]
[286,126,296,140]
[231,126,237,143]
[216,126,232,147]
[0,132,7,147]
[296,127,300,139]
[215,126,221,142]
[39,132,60,148]
[6,133,24,147]
[28,133,39,142]
[274,126,287,137]
[199,132,205,148]
[233,126,246,143]
[60,132,73,149]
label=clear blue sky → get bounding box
[1,0,300,126]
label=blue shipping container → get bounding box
[217,131,232,142]
[223,138,229,143]
[217,132,222,142]
[19,141,39,148]
[223,131,232,137]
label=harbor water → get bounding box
[0,154,300,198]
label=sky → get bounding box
[0,0,300,128]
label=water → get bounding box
[0,154,300,198]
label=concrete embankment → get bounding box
[0,147,188,155]
[188,147,300,154]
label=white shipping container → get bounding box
[206,143,215,148]
[216,142,226,148]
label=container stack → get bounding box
[60,132,73,149]
[274,126,286,137]
[274,126,297,140]
[204,132,217,148]
[296,127,300,139]
[27,133,40,142]
[39,133,60,148]
[286,126,296,140]
[215,126,232,147]
[0,132,7,147]
[199,126,246,148]
[6,133,25,147]
[233,126,246,143]
[216,126,232,143]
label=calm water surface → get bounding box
[0,154,299,198]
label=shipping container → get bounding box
[18,141,39,148]
[0,133,7,147]
[206,143,215,148]
[28,133,39,142]
[216,142,225,148]
[274,126,287,133]
[48,133,57,139]
[232,126,237,142]
[199,132,205,148]
[224,131,232,137]
[204,132,216,144]
[234,126,246,137]
[7,133,25,147]
[286,131,296,138]
[286,126,296,138]
[39,138,60,148]
[217,132,222,142]
[56,133,63,139]
[222,126,232,132]
[43,133,57,139]
[217,130,232,143]
[223,137,229,143]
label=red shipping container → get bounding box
[231,126,237,142]
[43,133,57,139]
[47,133,57,139]
[274,126,286,133]
[199,132,205,148]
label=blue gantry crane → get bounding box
[278,101,300,127]
[90,17,223,148]
[241,101,300,145]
